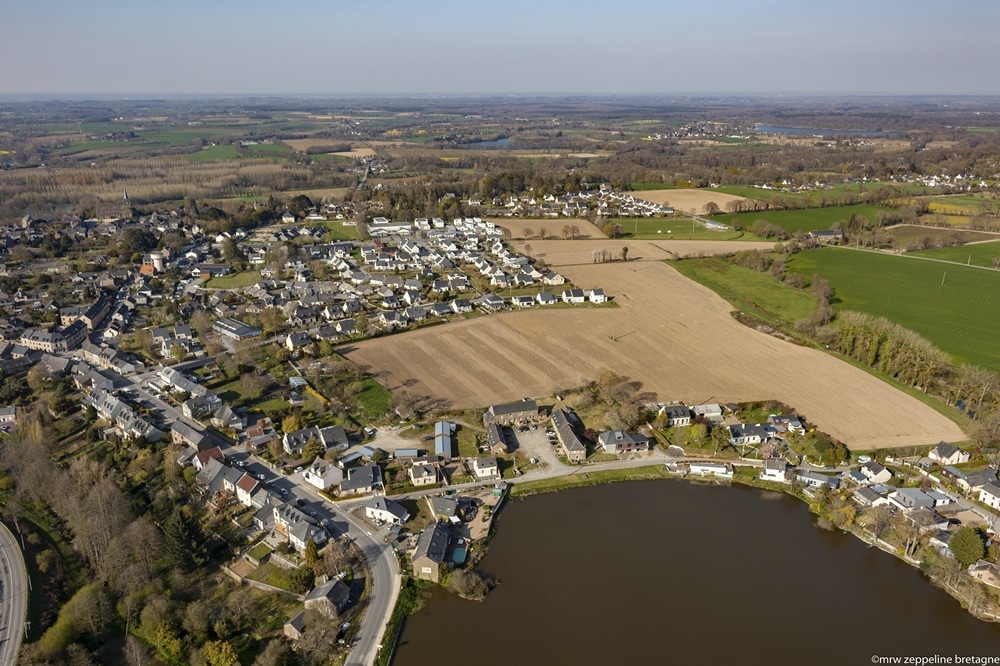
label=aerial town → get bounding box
[2,90,1000,665]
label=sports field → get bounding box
[343,261,963,449]
[787,247,1000,372]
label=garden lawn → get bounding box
[204,271,262,289]
[787,246,1000,372]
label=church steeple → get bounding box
[123,187,129,205]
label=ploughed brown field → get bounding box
[631,189,750,214]
[343,261,964,449]
[513,239,776,265]
[494,219,606,240]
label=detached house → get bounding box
[339,464,384,496]
[364,496,410,525]
[979,483,1000,511]
[409,460,438,486]
[860,462,893,485]
[597,430,651,455]
[929,443,970,466]
[412,523,450,583]
[302,457,344,491]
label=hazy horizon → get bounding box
[3,0,998,96]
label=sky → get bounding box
[2,0,999,96]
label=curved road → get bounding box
[0,522,27,666]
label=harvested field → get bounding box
[495,218,605,240]
[632,189,750,215]
[513,239,775,266]
[343,261,963,449]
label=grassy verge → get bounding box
[669,256,816,329]
[510,465,673,496]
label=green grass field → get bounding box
[887,226,995,247]
[188,144,240,162]
[204,271,262,289]
[787,247,1000,371]
[669,258,817,327]
[356,379,391,420]
[605,217,757,241]
[910,240,1000,268]
[707,204,891,234]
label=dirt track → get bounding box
[343,261,964,450]
[514,239,775,266]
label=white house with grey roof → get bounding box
[979,483,1000,510]
[365,496,410,525]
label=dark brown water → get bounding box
[395,480,1000,665]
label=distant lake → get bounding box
[396,480,1000,666]
[465,137,510,149]
[755,123,894,137]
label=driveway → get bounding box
[509,427,566,470]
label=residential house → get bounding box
[551,408,586,463]
[472,457,500,481]
[767,414,806,436]
[535,291,557,306]
[929,443,970,466]
[484,400,539,426]
[860,462,893,485]
[889,488,935,510]
[968,561,1000,589]
[172,419,208,450]
[795,470,840,490]
[235,473,261,506]
[412,523,450,582]
[853,486,886,507]
[339,464,384,496]
[561,289,586,304]
[692,403,724,423]
[760,459,790,483]
[284,612,307,641]
[690,462,734,480]
[302,457,344,491]
[304,579,351,620]
[485,422,508,454]
[587,289,607,303]
[597,430,651,455]
[728,423,767,447]
[979,482,1000,511]
[192,446,225,472]
[660,405,690,427]
[365,496,410,525]
[409,460,438,487]
[427,496,460,523]
[283,425,349,455]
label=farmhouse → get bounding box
[485,399,539,425]
[551,408,586,463]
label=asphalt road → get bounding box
[230,448,400,666]
[0,522,27,666]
